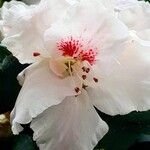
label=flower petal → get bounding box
[137,29,150,41]
[101,0,137,8]
[0,0,75,63]
[11,60,82,134]
[0,0,47,63]
[117,1,150,31]
[101,0,150,34]
[88,40,150,115]
[30,90,108,150]
[49,58,67,77]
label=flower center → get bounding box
[33,36,100,96]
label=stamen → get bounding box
[93,77,98,83]
[72,66,85,87]
[33,52,41,57]
[68,61,73,76]
[75,87,80,93]
[82,84,88,89]
[82,67,86,72]
[82,75,87,80]
[86,68,90,73]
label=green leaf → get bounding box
[12,134,38,150]
[0,45,11,63]
[0,134,38,150]
[0,55,28,114]
[0,0,23,7]
[96,111,150,150]
[137,134,150,143]
[144,0,150,2]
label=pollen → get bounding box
[86,68,90,73]
[33,52,41,57]
[82,75,87,80]
[75,87,80,93]
[93,77,98,83]
[82,67,86,72]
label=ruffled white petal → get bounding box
[88,40,150,115]
[101,0,150,35]
[30,90,108,150]
[0,0,47,63]
[114,0,138,11]
[11,60,82,134]
[129,30,150,47]
[0,0,76,63]
[137,29,150,41]
[117,1,150,31]
[100,0,137,12]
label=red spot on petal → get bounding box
[33,52,41,57]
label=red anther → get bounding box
[82,75,87,80]
[93,77,98,83]
[82,84,88,89]
[75,87,80,93]
[86,68,90,73]
[82,67,86,72]
[33,52,41,57]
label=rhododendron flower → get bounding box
[0,0,150,150]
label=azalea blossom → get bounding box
[0,0,150,150]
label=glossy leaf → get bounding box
[96,111,150,150]
[0,55,28,114]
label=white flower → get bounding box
[1,0,150,150]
